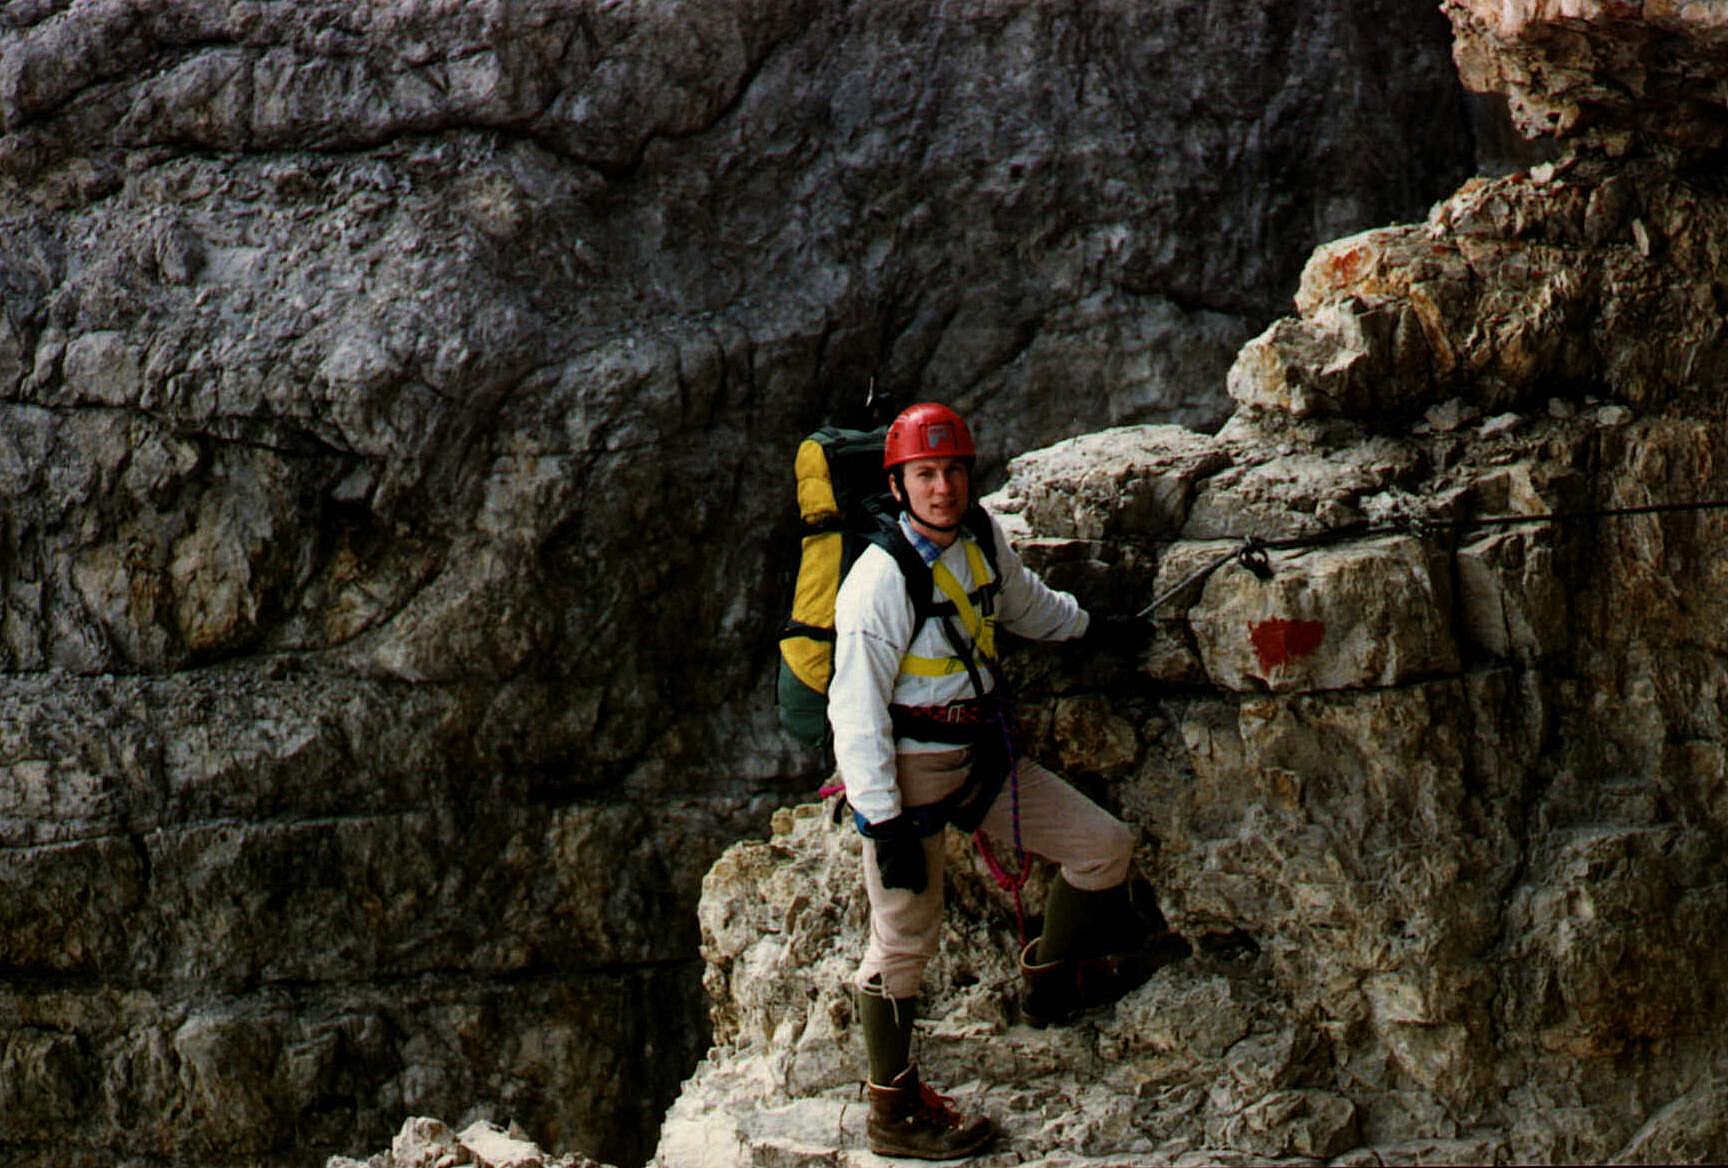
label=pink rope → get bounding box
[973,704,1030,947]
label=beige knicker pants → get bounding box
[855,747,1136,999]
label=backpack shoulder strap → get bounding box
[870,515,996,698]
[962,506,999,574]
[865,519,937,631]
[870,508,1002,624]
[874,526,989,698]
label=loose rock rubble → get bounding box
[327,1116,612,1168]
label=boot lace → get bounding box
[915,1081,968,1129]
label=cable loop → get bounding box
[1237,539,1274,580]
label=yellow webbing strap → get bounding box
[899,539,996,678]
[899,654,970,678]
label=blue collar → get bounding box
[898,512,947,567]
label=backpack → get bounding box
[776,424,999,749]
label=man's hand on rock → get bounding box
[1080,611,1150,654]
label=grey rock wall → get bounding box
[0,2,1479,1165]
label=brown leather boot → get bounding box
[1021,876,1190,1026]
[866,1063,996,1160]
[1021,938,1187,1027]
[1020,939,1081,1027]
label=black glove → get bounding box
[1080,611,1150,651]
[863,815,928,894]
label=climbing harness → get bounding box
[898,542,1000,679]
[924,596,1036,942]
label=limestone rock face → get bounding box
[0,1,1478,1165]
[664,63,1728,1168]
[1444,0,1728,151]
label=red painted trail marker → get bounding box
[1250,617,1326,673]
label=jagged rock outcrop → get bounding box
[0,2,1478,1166]
[663,6,1728,1166]
[1444,0,1728,151]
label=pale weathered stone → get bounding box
[335,1115,613,1168]
[1425,397,1480,432]
[1455,527,1567,663]
[1189,537,1458,692]
[991,425,1234,543]
[1227,296,1436,419]
[390,1116,461,1168]
[459,1121,545,1168]
[1180,442,1421,543]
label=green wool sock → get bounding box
[858,979,917,1086]
[1035,874,1087,964]
[1036,875,1129,964]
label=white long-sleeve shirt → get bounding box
[828,509,1089,825]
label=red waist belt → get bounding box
[889,700,990,743]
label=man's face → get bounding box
[893,456,970,535]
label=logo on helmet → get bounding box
[883,402,976,470]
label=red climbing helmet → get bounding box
[883,402,976,470]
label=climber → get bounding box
[831,401,1141,1160]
